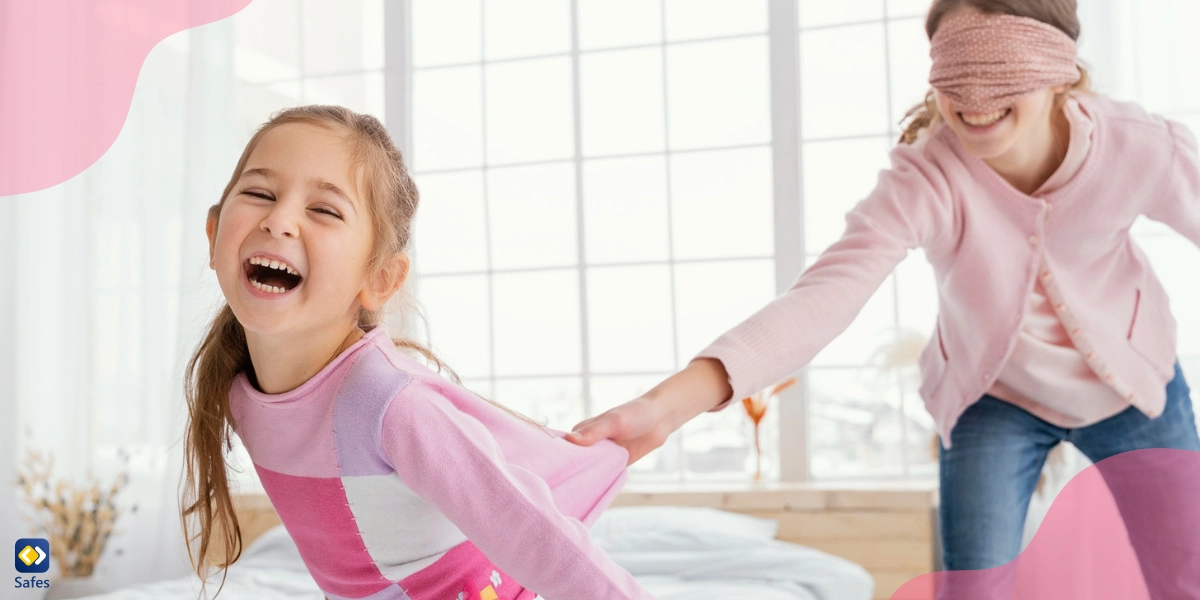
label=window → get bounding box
[796,1,939,480]
[407,0,781,481]
[234,0,385,140]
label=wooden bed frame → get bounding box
[228,481,936,600]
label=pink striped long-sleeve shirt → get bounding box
[229,326,653,600]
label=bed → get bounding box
[81,505,874,600]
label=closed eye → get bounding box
[312,207,343,220]
[243,190,274,201]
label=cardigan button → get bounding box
[1028,235,1039,246]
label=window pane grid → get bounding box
[799,15,920,34]
[418,255,778,278]
[797,0,935,479]
[416,30,775,73]
[412,0,775,482]
[411,141,773,176]
[234,0,385,140]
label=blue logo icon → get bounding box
[14,539,49,574]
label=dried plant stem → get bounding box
[753,425,762,481]
[15,449,130,578]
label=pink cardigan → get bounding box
[697,94,1200,446]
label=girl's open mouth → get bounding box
[243,255,303,295]
[959,107,1012,131]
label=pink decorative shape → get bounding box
[891,448,1200,599]
[0,0,252,196]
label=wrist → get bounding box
[647,358,732,431]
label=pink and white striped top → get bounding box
[229,327,652,600]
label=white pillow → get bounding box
[236,525,310,572]
[590,506,779,553]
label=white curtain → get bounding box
[1,168,19,567]
[5,19,237,589]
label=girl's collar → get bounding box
[235,326,391,404]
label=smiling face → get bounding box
[930,5,1071,164]
[206,122,384,339]
[935,86,1061,162]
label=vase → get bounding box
[44,576,106,600]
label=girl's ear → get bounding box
[361,254,410,312]
[205,211,218,269]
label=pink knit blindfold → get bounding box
[929,12,1080,114]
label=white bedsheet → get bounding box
[82,507,873,600]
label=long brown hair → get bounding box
[180,106,469,583]
[898,0,1092,144]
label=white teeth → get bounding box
[247,255,300,276]
[249,278,289,294]
[962,109,1008,127]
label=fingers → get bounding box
[565,414,609,446]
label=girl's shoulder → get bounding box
[1076,94,1191,165]
[353,337,449,393]
[1076,93,1173,134]
[881,124,959,196]
[350,336,474,411]
[891,121,964,176]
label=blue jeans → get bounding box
[939,362,1200,597]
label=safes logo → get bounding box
[14,538,52,592]
[14,539,49,574]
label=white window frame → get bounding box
[386,0,951,483]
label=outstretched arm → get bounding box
[571,142,954,462]
[381,382,654,600]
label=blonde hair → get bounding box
[899,0,1093,145]
[180,106,482,586]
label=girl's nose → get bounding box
[259,204,299,238]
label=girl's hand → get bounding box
[566,396,672,465]
[567,358,733,465]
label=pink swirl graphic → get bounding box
[891,448,1200,599]
[0,0,251,196]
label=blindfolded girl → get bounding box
[570,0,1200,596]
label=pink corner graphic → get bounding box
[891,448,1200,599]
[0,0,252,196]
